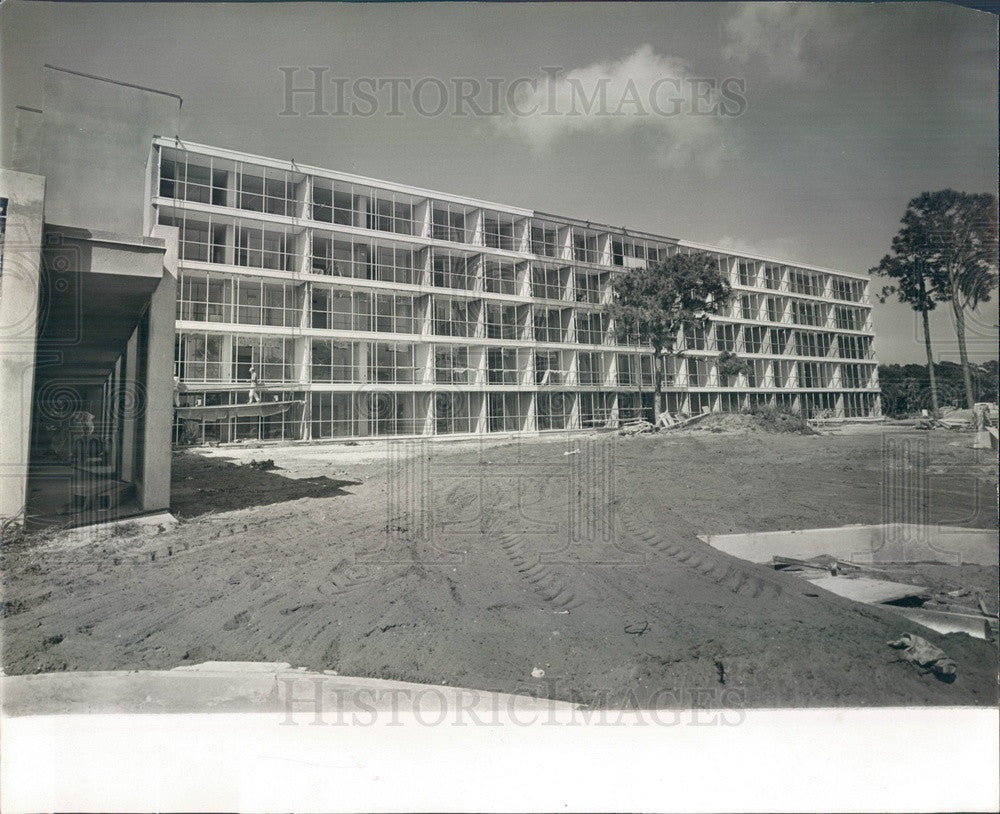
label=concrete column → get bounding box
[598,233,613,267]
[557,225,573,261]
[470,209,484,246]
[515,218,530,254]
[413,199,431,239]
[353,195,370,229]
[0,169,45,524]
[120,327,140,483]
[141,224,179,512]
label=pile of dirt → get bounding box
[688,410,817,435]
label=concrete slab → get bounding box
[806,576,929,605]
[701,524,998,567]
[892,608,994,641]
[1,662,579,717]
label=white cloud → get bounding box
[496,45,731,173]
[723,2,846,82]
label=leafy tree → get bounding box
[607,252,731,423]
[875,190,998,410]
[717,350,749,383]
[877,361,998,417]
[871,248,941,415]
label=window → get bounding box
[789,269,828,297]
[576,311,607,345]
[574,272,603,304]
[793,300,825,327]
[311,340,356,383]
[578,352,603,385]
[534,351,564,385]
[483,258,518,295]
[531,265,565,300]
[837,334,872,360]
[310,392,354,438]
[580,392,613,428]
[530,222,561,258]
[487,393,528,432]
[738,259,757,287]
[433,296,478,337]
[764,264,784,291]
[432,250,477,290]
[178,272,233,323]
[533,307,565,343]
[482,212,520,251]
[231,335,294,383]
[371,192,415,235]
[487,348,519,384]
[434,391,476,434]
[235,224,296,271]
[374,244,417,285]
[572,230,600,264]
[174,332,224,382]
[611,237,664,268]
[766,296,785,323]
[686,323,709,351]
[744,326,769,354]
[686,357,711,386]
[832,277,865,302]
[536,392,572,430]
[159,149,229,206]
[314,180,376,227]
[431,203,469,243]
[485,303,520,340]
[617,354,653,387]
[835,305,866,331]
[771,328,793,355]
[370,342,416,384]
[234,164,300,217]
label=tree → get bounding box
[871,250,941,416]
[607,252,731,423]
[874,190,998,410]
[927,191,998,409]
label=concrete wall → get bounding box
[0,168,46,522]
[142,225,179,511]
[36,66,181,235]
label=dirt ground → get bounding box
[2,426,997,707]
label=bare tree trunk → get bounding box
[653,366,663,426]
[951,298,976,408]
[919,305,940,416]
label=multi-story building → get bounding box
[155,139,879,444]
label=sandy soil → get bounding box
[2,427,997,707]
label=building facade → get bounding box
[2,67,180,527]
[153,138,880,444]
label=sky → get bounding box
[2,1,997,364]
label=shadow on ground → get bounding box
[170,451,360,519]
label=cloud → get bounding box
[723,2,846,82]
[496,45,733,173]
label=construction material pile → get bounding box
[683,411,818,435]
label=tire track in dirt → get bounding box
[619,506,784,601]
[496,530,586,610]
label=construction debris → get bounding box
[887,633,957,679]
[703,524,998,567]
[619,420,655,436]
[893,608,995,641]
